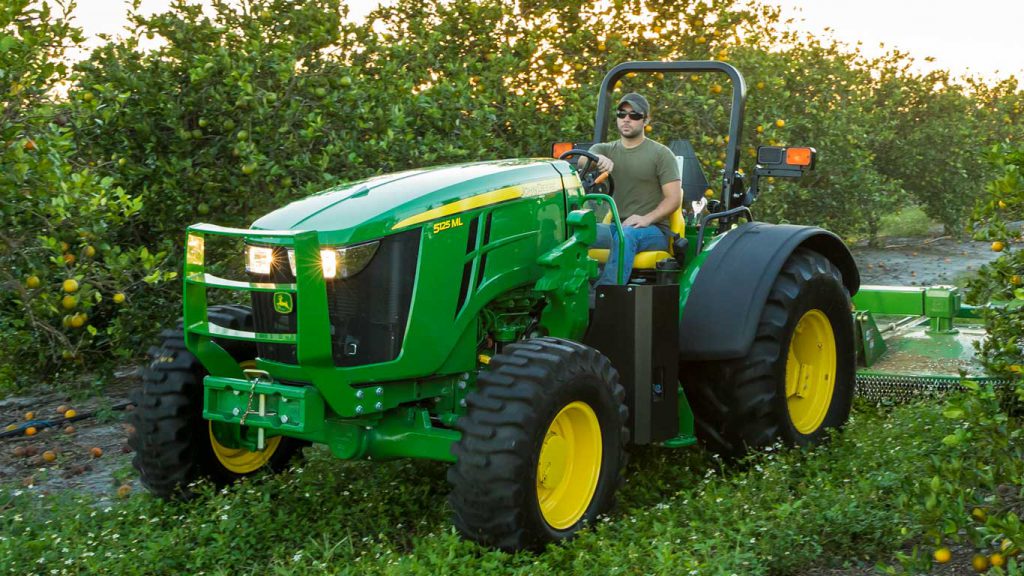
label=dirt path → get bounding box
[0,235,1003,505]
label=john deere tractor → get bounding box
[130,61,861,550]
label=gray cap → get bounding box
[617,92,649,116]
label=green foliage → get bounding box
[878,206,935,238]
[1,399,1020,574]
[2,0,1024,386]
[0,1,176,390]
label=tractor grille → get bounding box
[249,229,420,367]
[855,373,1013,404]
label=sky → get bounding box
[71,0,1024,82]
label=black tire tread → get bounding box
[128,305,300,499]
[447,337,628,551]
[681,248,854,458]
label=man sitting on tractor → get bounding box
[589,93,682,285]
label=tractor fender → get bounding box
[679,222,860,361]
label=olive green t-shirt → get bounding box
[589,138,681,228]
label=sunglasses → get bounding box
[616,110,645,121]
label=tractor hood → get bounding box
[251,159,567,245]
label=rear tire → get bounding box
[128,305,303,498]
[681,248,855,458]
[447,337,628,551]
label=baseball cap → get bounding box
[616,92,649,116]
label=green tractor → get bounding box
[130,61,860,550]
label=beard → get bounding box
[618,122,644,139]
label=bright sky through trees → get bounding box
[72,0,1024,81]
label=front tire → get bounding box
[129,305,303,498]
[682,248,855,458]
[447,337,628,551]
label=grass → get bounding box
[0,396,1021,575]
[878,207,936,238]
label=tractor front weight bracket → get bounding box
[203,374,460,462]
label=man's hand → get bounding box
[622,214,651,228]
[594,154,614,173]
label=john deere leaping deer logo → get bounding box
[273,292,293,314]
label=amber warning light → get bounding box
[551,142,574,159]
[785,147,814,167]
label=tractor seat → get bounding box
[587,152,693,270]
[587,208,685,269]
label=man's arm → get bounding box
[622,180,682,227]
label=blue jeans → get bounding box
[594,224,668,286]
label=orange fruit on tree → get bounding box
[69,313,86,329]
[775,119,786,128]
[933,547,952,564]
[25,275,40,289]
[62,278,79,293]
[998,200,1008,209]
[84,245,96,258]
[644,125,652,133]
[1011,275,1021,285]
[61,295,78,310]
[63,253,76,265]
[113,292,126,304]
[990,553,1005,568]
[23,139,36,151]
[756,125,764,133]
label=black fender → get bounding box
[679,222,860,361]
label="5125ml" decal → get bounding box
[433,217,464,234]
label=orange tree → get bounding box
[5,0,1024,387]
[0,0,175,390]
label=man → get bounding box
[589,92,682,286]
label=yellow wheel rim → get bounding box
[536,401,602,530]
[785,309,837,434]
[209,360,281,474]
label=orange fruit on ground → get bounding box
[972,554,989,572]
[711,84,722,94]
[116,484,131,498]
[992,241,1005,252]
[971,507,987,522]
[42,451,56,462]
[64,409,77,419]
[90,447,103,457]
[24,411,34,420]
[62,278,79,293]
[1012,275,1022,285]
[999,200,1008,209]
[56,405,68,414]
[12,446,27,458]
[64,425,76,434]
[23,139,36,151]
[25,275,40,289]
[990,553,1005,568]
[933,547,952,563]
[756,81,765,89]
[775,119,786,128]
[25,427,37,436]
[4,424,16,431]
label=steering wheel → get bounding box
[557,149,615,197]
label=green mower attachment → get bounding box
[853,285,1010,403]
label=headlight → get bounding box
[287,241,379,279]
[245,245,274,275]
